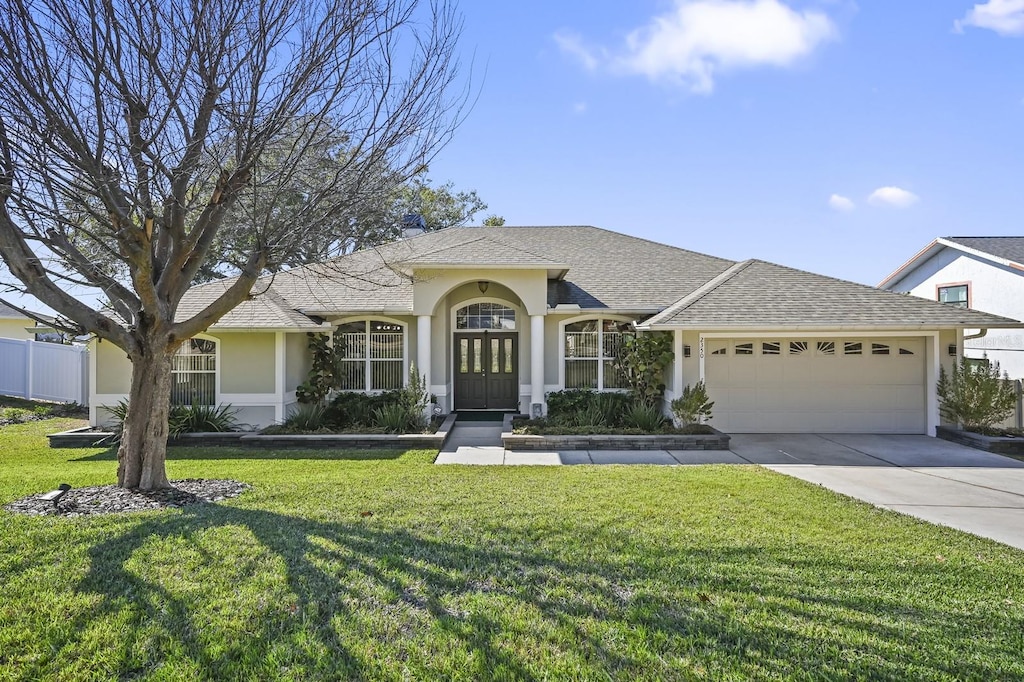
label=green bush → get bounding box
[372,402,414,434]
[670,381,714,425]
[937,357,1017,432]
[547,390,633,427]
[623,403,666,431]
[281,402,331,432]
[104,400,240,441]
[325,391,402,429]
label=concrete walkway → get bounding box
[732,434,1024,551]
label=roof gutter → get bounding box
[964,328,988,341]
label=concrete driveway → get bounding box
[730,434,1024,550]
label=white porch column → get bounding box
[416,315,432,397]
[530,314,545,417]
[698,334,706,383]
[274,332,286,423]
[926,331,940,436]
[672,329,684,398]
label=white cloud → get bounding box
[614,0,838,93]
[867,186,919,208]
[553,31,600,71]
[955,0,1024,36]
[828,194,855,211]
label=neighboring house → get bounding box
[90,226,1018,435]
[879,236,1024,379]
[0,302,60,342]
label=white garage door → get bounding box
[705,337,926,434]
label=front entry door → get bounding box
[454,332,519,410]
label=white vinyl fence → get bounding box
[0,338,89,404]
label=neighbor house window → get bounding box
[171,338,216,406]
[564,319,632,389]
[938,284,968,308]
[335,320,404,391]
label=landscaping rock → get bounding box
[2,479,248,517]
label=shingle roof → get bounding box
[179,279,325,330]
[645,259,1019,329]
[397,234,567,268]
[945,236,1024,265]
[242,226,737,313]
[176,226,1022,330]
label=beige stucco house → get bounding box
[0,302,56,341]
[90,226,1019,434]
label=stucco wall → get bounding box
[890,249,1024,378]
[285,332,310,393]
[95,339,133,394]
[0,319,35,340]
[219,332,276,393]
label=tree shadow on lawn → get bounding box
[69,446,413,462]
[60,504,1023,680]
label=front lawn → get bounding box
[2,419,1023,680]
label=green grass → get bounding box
[2,419,1023,681]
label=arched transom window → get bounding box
[456,303,516,330]
[335,320,405,391]
[171,338,216,406]
[564,319,634,390]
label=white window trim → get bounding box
[557,314,635,391]
[333,316,409,392]
[170,333,221,407]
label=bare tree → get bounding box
[0,0,466,489]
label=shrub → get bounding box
[326,391,402,429]
[546,389,600,419]
[937,357,1017,432]
[670,381,714,425]
[613,332,674,407]
[281,402,330,432]
[104,401,239,441]
[623,403,666,431]
[570,403,607,428]
[372,402,414,434]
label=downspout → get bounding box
[964,329,988,341]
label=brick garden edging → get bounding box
[48,413,458,450]
[936,425,1024,459]
[501,414,731,451]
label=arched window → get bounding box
[456,302,516,330]
[564,319,633,390]
[171,338,217,406]
[334,320,405,391]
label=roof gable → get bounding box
[880,236,1024,289]
[647,259,1019,329]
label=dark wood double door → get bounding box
[454,332,519,410]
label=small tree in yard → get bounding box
[613,332,674,408]
[670,381,714,425]
[0,0,465,489]
[937,357,1017,433]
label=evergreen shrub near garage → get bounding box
[937,356,1017,434]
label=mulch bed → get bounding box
[3,479,248,517]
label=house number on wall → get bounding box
[698,337,704,359]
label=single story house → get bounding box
[90,226,1019,435]
[879,236,1024,379]
[0,302,60,342]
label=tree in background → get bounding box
[0,0,466,489]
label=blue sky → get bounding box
[429,0,1024,286]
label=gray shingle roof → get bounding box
[242,226,737,313]
[645,259,1019,329]
[178,279,325,329]
[177,226,1021,330]
[946,236,1024,265]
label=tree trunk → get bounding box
[116,347,174,490]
